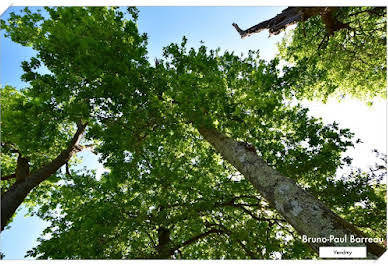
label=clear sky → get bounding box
[0,5,386,260]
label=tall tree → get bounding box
[1,7,386,258]
[155,40,385,257]
[233,7,387,102]
[0,6,149,230]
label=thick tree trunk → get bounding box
[1,122,87,231]
[198,127,385,258]
[155,227,172,259]
[232,7,349,38]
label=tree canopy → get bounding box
[0,7,386,259]
[233,7,387,103]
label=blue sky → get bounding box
[0,5,386,260]
[137,6,285,61]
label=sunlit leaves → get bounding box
[279,7,386,102]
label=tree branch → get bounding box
[0,151,30,182]
[347,7,386,18]
[1,173,16,181]
[0,142,20,154]
[233,7,350,38]
[81,144,95,152]
[170,228,223,253]
[145,230,157,249]
[65,162,72,178]
[15,154,30,182]
[207,222,261,259]
[1,121,88,231]
[235,237,259,259]
[232,7,303,38]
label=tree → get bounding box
[1,6,148,230]
[1,7,386,259]
[233,7,387,102]
[0,85,89,230]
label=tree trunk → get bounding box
[155,226,172,259]
[232,7,349,38]
[198,127,385,258]
[1,122,87,231]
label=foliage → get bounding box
[305,150,387,238]
[26,135,306,259]
[0,86,74,167]
[0,85,74,213]
[25,137,386,259]
[1,6,148,218]
[0,7,386,259]
[278,7,387,103]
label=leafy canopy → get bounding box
[0,7,386,259]
[278,7,387,103]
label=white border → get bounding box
[0,0,386,265]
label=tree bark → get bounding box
[155,226,171,259]
[1,122,87,231]
[198,126,385,258]
[15,154,30,182]
[232,7,349,38]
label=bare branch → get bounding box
[232,7,302,38]
[233,7,351,39]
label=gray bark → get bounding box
[198,127,385,258]
[1,122,87,231]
